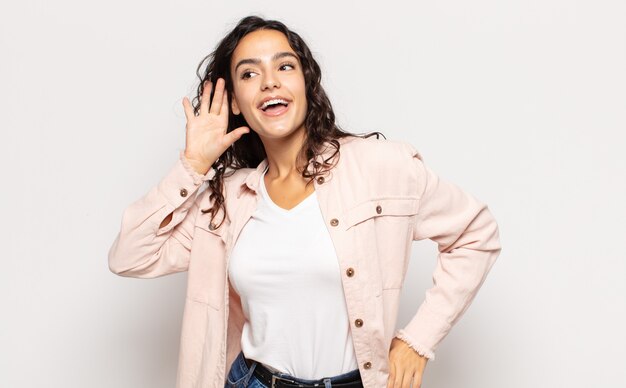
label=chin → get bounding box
[252,121,306,140]
[258,127,298,139]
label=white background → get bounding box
[1,1,625,387]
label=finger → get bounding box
[210,78,224,115]
[412,375,422,388]
[201,80,212,115]
[392,367,404,388]
[220,87,228,117]
[223,126,249,147]
[400,371,412,388]
[387,361,396,388]
[182,97,193,122]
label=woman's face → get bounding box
[229,29,307,141]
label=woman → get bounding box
[108,15,502,388]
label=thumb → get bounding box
[224,126,250,146]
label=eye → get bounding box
[279,62,295,71]
[241,70,257,80]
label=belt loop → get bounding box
[247,361,257,377]
[323,377,332,388]
[242,354,257,386]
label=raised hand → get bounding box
[181,77,250,175]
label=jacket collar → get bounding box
[237,137,350,198]
[240,158,269,196]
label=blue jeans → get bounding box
[225,350,362,388]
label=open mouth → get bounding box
[259,98,290,117]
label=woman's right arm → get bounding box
[108,77,249,278]
[107,151,213,278]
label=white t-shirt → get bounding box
[227,165,359,379]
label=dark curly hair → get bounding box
[191,15,384,228]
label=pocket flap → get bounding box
[195,207,227,235]
[343,197,419,230]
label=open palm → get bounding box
[182,77,249,173]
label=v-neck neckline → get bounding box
[259,165,317,215]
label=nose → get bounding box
[261,71,280,90]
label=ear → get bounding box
[231,93,241,115]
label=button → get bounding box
[313,161,321,168]
[346,268,354,277]
[316,176,325,184]
[180,188,188,197]
[208,222,217,230]
[376,205,382,214]
[354,319,363,327]
[330,218,339,227]
[363,361,372,369]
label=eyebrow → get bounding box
[234,51,299,73]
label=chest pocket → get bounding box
[195,208,227,239]
[343,197,419,290]
[193,189,229,243]
[344,197,419,229]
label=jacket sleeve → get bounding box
[107,150,214,278]
[393,145,502,360]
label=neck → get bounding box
[260,126,308,181]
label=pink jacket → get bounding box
[108,135,501,388]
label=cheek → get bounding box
[233,92,253,114]
[297,85,307,105]
[297,86,308,113]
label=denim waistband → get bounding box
[239,351,361,385]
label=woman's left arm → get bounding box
[388,144,502,388]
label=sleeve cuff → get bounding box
[155,151,214,209]
[393,301,456,361]
[178,150,215,185]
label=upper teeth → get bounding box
[261,99,288,110]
